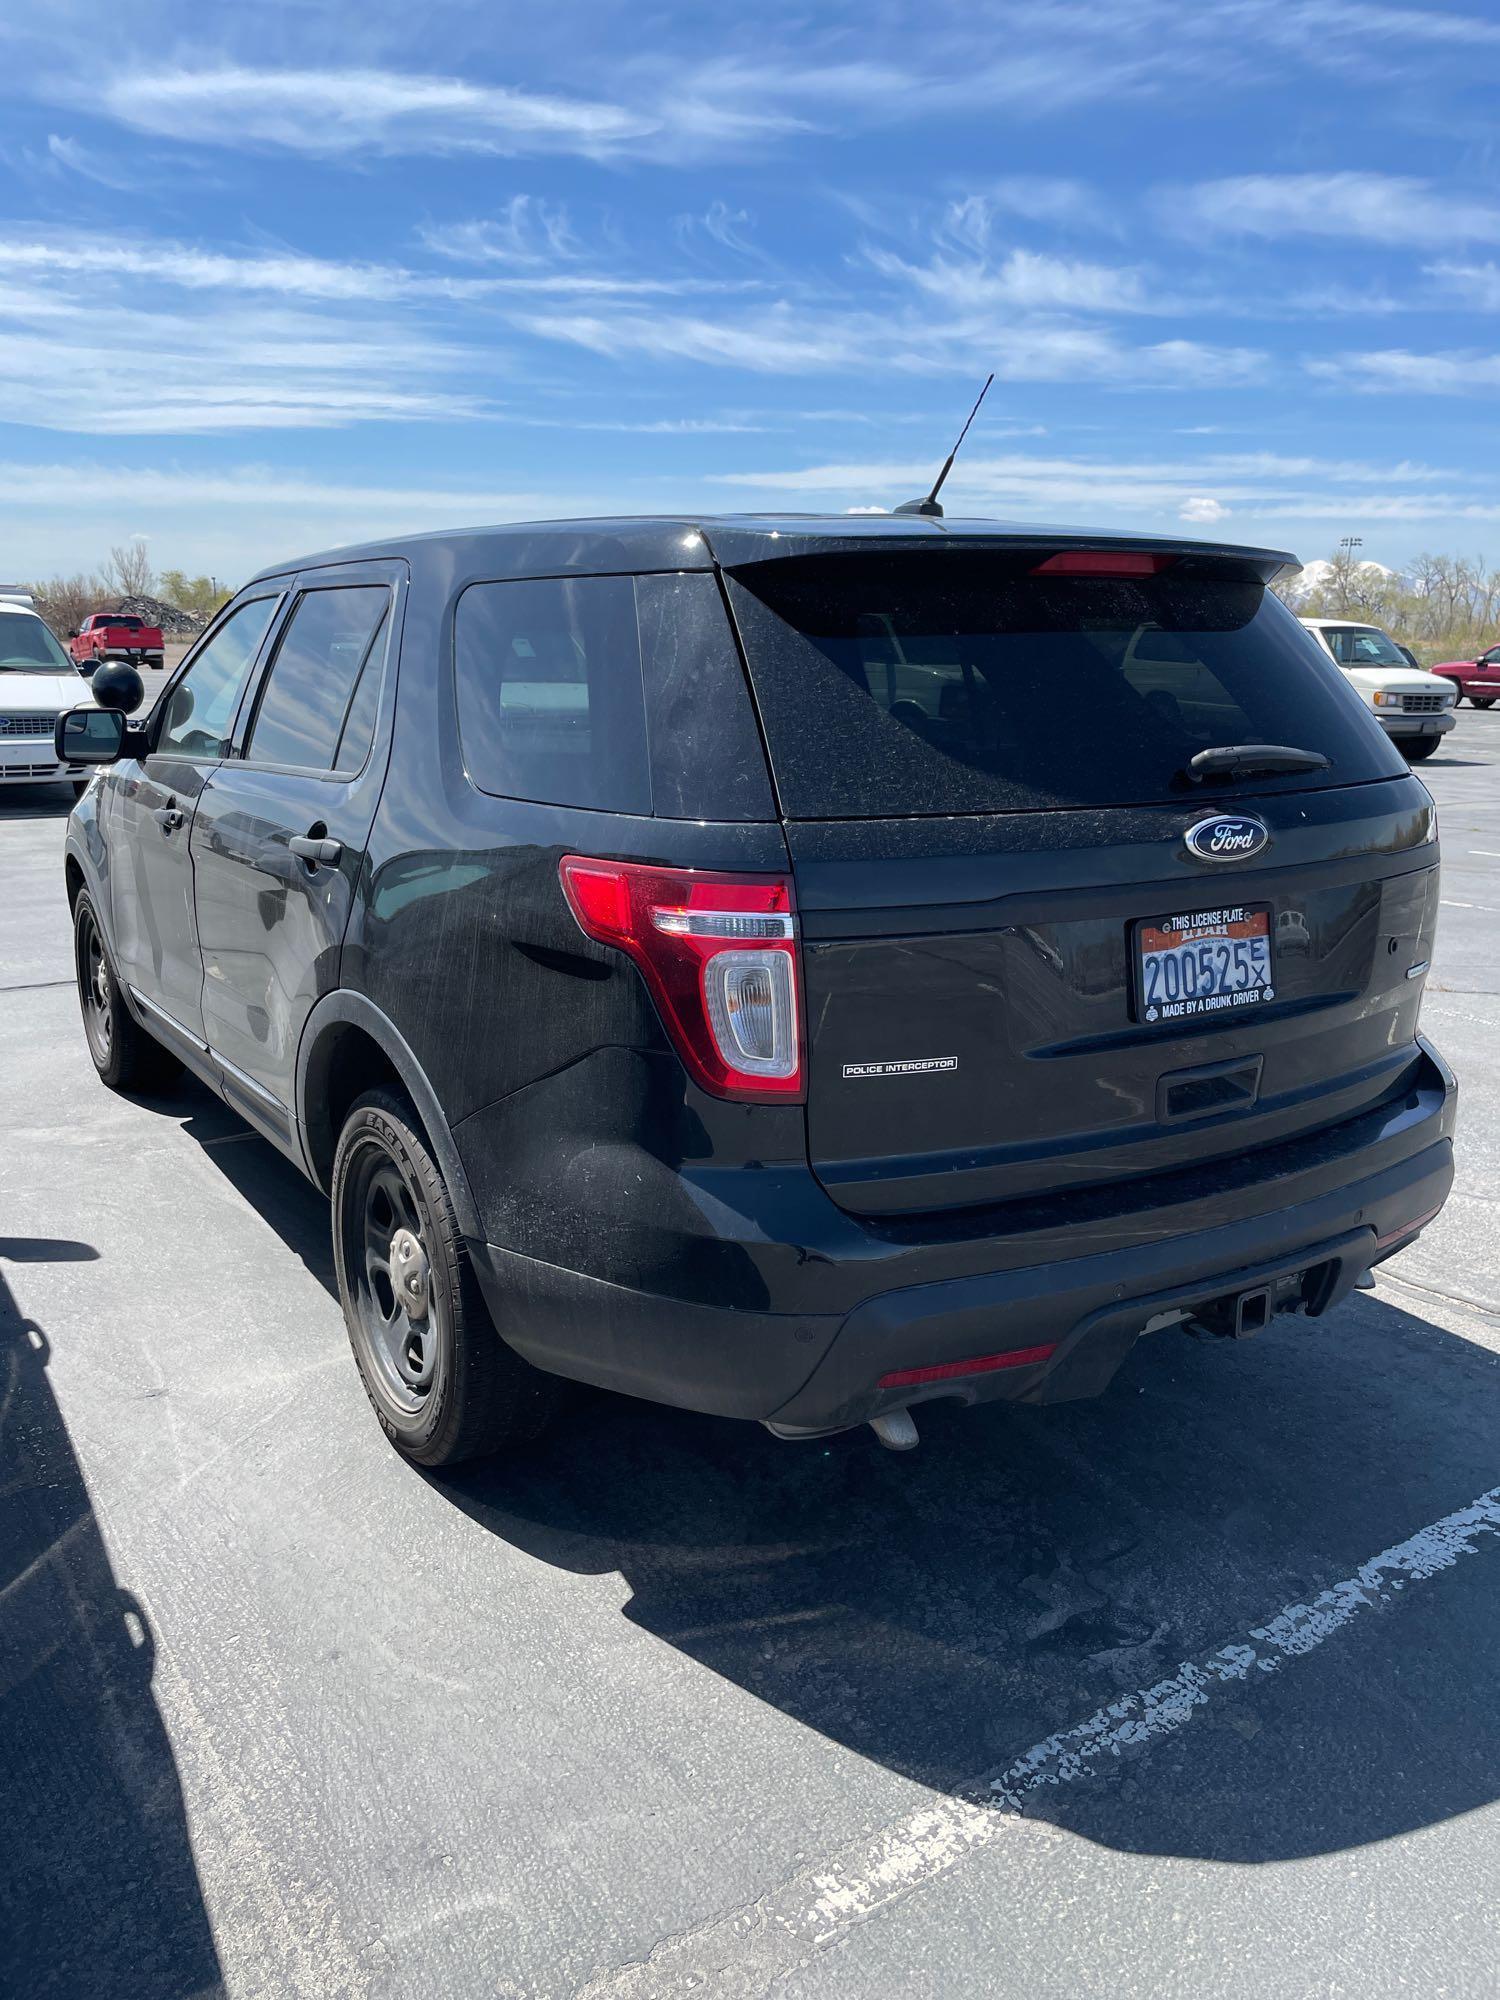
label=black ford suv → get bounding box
[59,516,1456,1465]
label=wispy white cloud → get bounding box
[1308,347,1500,393]
[2,463,547,515]
[864,243,1154,315]
[0,277,490,434]
[707,448,1484,527]
[1168,172,1500,245]
[97,66,669,160]
[420,199,579,265]
[1428,261,1500,310]
[43,132,143,191]
[674,201,763,260]
[513,296,1265,386]
[0,227,747,308]
[941,183,1110,242]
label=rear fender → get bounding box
[294,990,482,1240]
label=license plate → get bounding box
[1136,904,1273,1024]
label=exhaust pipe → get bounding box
[763,1407,920,1451]
[869,1408,919,1452]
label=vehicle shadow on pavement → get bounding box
[0,784,74,819]
[441,1287,1500,1866]
[0,1241,224,1999]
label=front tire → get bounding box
[331,1086,556,1467]
[73,892,181,1092]
[1403,738,1440,762]
[1472,697,1494,711]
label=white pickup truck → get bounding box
[1300,617,1456,762]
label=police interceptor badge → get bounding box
[843,1057,959,1079]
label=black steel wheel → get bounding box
[72,891,181,1093]
[331,1086,556,1467]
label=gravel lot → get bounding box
[3,714,1498,2000]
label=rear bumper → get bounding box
[471,1040,1457,1430]
[767,1137,1452,1431]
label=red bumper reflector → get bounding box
[1373,1204,1443,1251]
[878,1343,1059,1391]
[1031,550,1175,578]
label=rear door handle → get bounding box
[153,803,184,832]
[289,834,343,867]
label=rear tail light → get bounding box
[559,856,803,1101]
[1031,550,1175,578]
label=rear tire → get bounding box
[1473,697,1494,711]
[73,891,181,1093]
[331,1085,557,1467]
[1403,738,1440,762]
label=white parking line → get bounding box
[1469,851,1500,859]
[579,1486,1500,1999]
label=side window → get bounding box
[156,597,279,760]
[454,575,649,812]
[242,586,390,772]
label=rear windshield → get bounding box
[726,554,1406,818]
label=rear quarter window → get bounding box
[453,571,772,819]
[454,574,650,814]
[726,553,1406,818]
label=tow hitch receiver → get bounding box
[1189,1280,1278,1339]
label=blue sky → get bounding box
[2,0,1499,584]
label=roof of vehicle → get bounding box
[0,600,44,618]
[248,513,1299,587]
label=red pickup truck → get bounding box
[68,611,164,673]
[1430,645,1500,709]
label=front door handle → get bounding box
[289,834,343,867]
[153,802,184,832]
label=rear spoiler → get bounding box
[702,525,1298,587]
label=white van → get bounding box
[1300,618,1455,762]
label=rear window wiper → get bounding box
[1185,744,1331,783]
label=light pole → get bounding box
[1337,536,1363,613]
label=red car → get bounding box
[1430,644,1500,709]
[67,611,164,673]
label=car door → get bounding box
[110,592,284,1049]
[189,563,402,1132]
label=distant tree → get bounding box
[158,568,231,621]
[27,572,106,637]
[100,539,155,597]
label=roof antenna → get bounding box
[892,373,994,518]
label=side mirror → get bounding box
[67,627,79,638]
[55,706,126,765]
[91,660,144,713]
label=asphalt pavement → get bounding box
[2,712,1497,2000]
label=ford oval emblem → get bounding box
[1183,814,1270,863]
